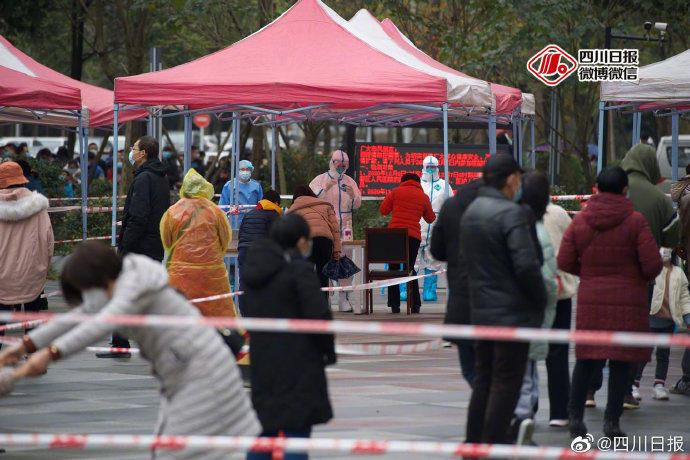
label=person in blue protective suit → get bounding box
[401,155,451,302]
[219,159,263,230]
[309,150,363,313]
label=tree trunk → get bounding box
[276,141,287,196]
[324,123,332,154]
[67,0,87,157]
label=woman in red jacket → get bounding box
[380,173,435,313]
[558,167,662,439]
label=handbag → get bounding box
[322,255,361,280]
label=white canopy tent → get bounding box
[599,49,690,179]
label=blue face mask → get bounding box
[426,168,436,175]
[117,161,123,169]
[513,183,523,203]
[163,151,171,159]
[59,175,67,182]
[2,151,9,157]
[336,168,345,175]
[238,170,251,182]
[128,149,136,165]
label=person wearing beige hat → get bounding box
[0,161,54,346]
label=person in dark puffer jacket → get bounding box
[558,166,662,439]
[430,178,483,384]
[380,173,435,313]
[237,190,282,315]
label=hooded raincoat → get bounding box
[309,150,362,235]
[160,169,235,317]
[621,144,680,248]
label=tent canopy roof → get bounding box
[0,66,81,110]
[115,0,494,111]
[0,35,144,127]
[601,49,690,104]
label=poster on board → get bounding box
[356,143,511,196]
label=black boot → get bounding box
[569,418,588,438]
[603,421,627,438]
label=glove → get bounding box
[344,185,355,198]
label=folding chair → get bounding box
[364,227,413,315]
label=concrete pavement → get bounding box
[0,282,688,458]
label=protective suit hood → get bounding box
[421,155,440,182]
[621,143,661,185]
[329,150,349,177]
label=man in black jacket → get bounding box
[101,135,169,357]
[430,178,483,385]
[460,155,546,445]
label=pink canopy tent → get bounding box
[0,66,81,110]
[115,0,483,109]
[0,35,144,127]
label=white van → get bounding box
[656,135,690,193]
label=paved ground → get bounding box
[0,282,689,458]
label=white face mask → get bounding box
[660,247,673,262]
[80,288,110,312]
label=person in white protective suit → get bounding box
[309,150,363,313]
[402,155,451,302]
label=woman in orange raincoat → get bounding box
[160,169,236,318]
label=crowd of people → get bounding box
[1,132,690,457]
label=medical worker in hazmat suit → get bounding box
[411,155,451,302]
[310,150,363,313]
[219,160,263,230]
[160,169,236,318]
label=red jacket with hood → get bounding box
[380,180,435,241]
[557,192,662,362]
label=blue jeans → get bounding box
[246,427,312,460]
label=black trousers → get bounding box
[310,236,333,290]
[387,237,421,308]
[635,323,675,384]
[546,298,572,420]
[466,340,529,444]
[570,359,630,423]
[0,293,47,349]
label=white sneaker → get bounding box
[653,383,669,400]
[632,385,642,401]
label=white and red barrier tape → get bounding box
[40,268,445,300]
[550,194,591,201]
[2,310,690,349]
[0,433,686,458]
[48,195,127,202]
[0,320,44,332]
[336,339,444,355]
[47,206,124,214]
[54,236,114,245]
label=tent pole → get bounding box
[78,113,88,242]
[530,117,536,169]
[631,109,638,147]
[516,111,523,166]
[271,116,277,190]
[183,110,192,175]
[232,113,240,230]
[636,112,642,144]
[112,105,119,247]
[672,111,679,182]
[442,103,450,198]
[597,102,605,174]
[488,114,497,155]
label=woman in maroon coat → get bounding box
[380,173,435,313]
[558,167,662,439]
